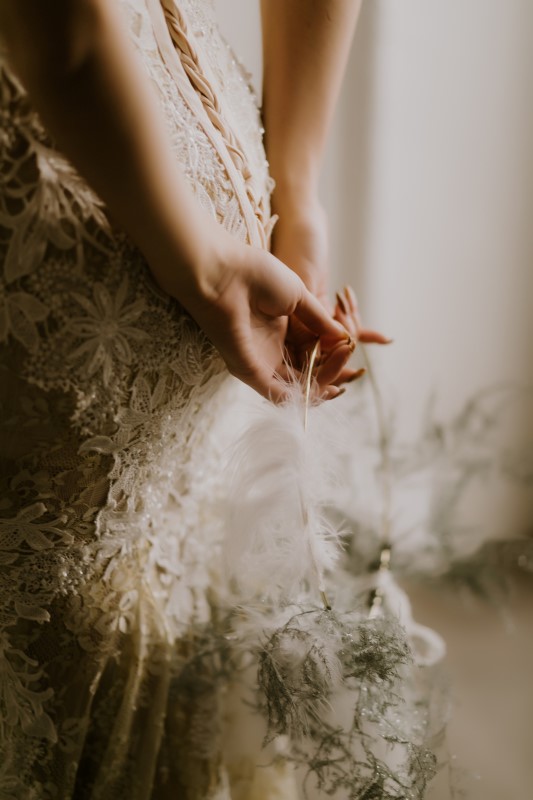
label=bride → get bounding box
[0,1,388,797]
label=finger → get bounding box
[315,341,354,388]
[331,366,366,387]
[341,287,392,343]
[344,285,361,323]
[225,355,290,404]
[286,316,322,360]
[293,286,351,347]
[248,372,290,404]
[276,361,305,385]
[266,378,291,404]
[335,290,349,317]
[333,300,358,338]
[323,298,335,316]
[358,328,394,344]
[321,385,346,401]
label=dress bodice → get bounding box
[0,7,273,790]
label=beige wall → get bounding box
[338,0,533,415]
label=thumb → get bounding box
[293,284,351,347]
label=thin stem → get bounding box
[303,338,321,432]
[302,339,331,610]
[360,345,392,547]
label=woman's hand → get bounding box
[330,284,393,386]
[270,196,354,387]
[151,221,353,402]
[270,196,392,388]
[334,284,392,346]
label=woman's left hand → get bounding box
[270,199,350,390]
[270,199,392,389]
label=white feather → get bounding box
[222,386,346,602]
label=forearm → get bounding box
[260,0,362,208]
[0,0,213,290]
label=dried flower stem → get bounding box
[303,339,331,610]
[359,345,394,614]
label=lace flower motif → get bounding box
[0,503,70,563]
[0,282,48,352]
[67,277,148,385]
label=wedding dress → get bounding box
[0,1,291,797]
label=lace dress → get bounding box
[0,1,285,797]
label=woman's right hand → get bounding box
[0,3,352,404]
[150,222,354,402]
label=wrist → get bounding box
[145,213,237,306]
[270,174,320,211]
[270,187,327,233]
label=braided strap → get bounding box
[161,0,270,245]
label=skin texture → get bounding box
[0,0,355,402]
[261,0,390,382]
[261,0,363,196]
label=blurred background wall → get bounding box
[215,2,533,797]
[215,0,533,436]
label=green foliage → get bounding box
[254,605,436,799]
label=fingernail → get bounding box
[384,338,394,344]
[332,387,346,400]
[345,285,357,303]
[335,291,348,315]
[322,385,341,401]
[346,368,366,383]
[332,321,349,338]
[329,336,355,354]
[323,386,346,401]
